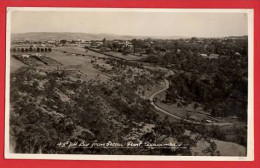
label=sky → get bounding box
[10,10,248,37]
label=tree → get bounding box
[191,37,197,43]
[193,103,199,112]
[131,39,137,53]
[202,141,220,156]
[185,112,191,120]
[60,39,67,45]
[102,38,107,48]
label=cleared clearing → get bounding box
[45,50,110,81]
[10,56,26,73]
[154,93,213,122]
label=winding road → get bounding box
[149,79,233,126]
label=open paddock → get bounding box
[104,51,146,61]
[44,50,110,81]
[10,56,27,73]
[53,46,109,59]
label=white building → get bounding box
[20,54,30,58]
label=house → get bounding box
[230,115,238,119]
[235,52,241,56]
[205,119,213,123]
[20,54,30,58]
[209,54,220,59]
[219,55,229,59]
[90,41,103,48]
[84,41,91,45]
[200,53,208,58]
[34,53,43,57]
[124,40,132,47]
[200,53,219,59]
[47,40,56,44]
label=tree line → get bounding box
[11,47,52,53]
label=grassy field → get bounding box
[54,46,109,59]
[191,138,246,156]
[10,56,26,73]
[182,130,246,156]
[104,51,146,61]
[156,101,213,121]
[154,91,213,122]
[214,139,246,156]
[45,49,110,81]
[87,47,148,61]
[9,46,143,81]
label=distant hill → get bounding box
[11,32,185,41]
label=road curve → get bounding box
[149,79,232,126]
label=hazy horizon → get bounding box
[11,31,248,39]
[11,10,248,38]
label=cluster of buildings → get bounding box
[200,53,220,59]
[199,52,242,60]
[12,39,134,49]
[12,39,85,47]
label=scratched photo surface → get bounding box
[6,8,251,158]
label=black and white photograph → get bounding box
[5,8,254,160]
